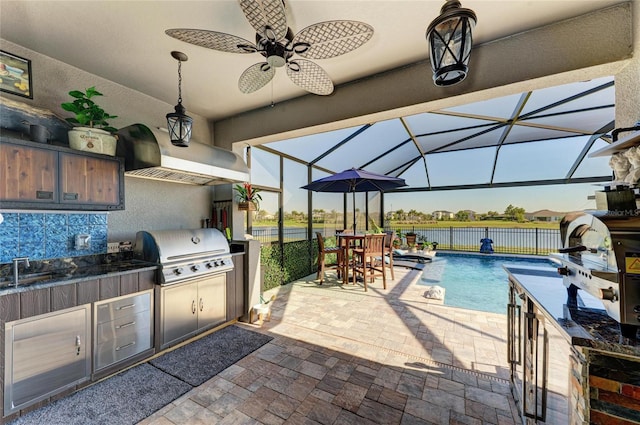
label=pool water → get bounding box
[419,253,555,314]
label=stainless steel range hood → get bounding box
[116,123,249,185]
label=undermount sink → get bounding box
[18,272,56,285]
[0,271,67,289]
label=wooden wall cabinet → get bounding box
[0,137,124,211]
[0,142,58,203]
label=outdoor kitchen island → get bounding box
[505,266,640,425]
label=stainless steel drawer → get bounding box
[93,290,153,371]
[94,310,152,370]
[95,291,151,324]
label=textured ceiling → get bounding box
[0,0,626,121]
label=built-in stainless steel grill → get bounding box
[133,228,233,285]
[549,211,640,338]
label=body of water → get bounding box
[418,253,556,314]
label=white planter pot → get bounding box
[68,127,117,156]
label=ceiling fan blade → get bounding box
[166,29,257,53]
[292,21,374,59]
[286,59,334,96]
[238,62,276,93]
[239,0,288,41]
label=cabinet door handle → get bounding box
[117,303,135,310]
[540,328,549,422]
[75,335,82,356]
[199,298,204,312]
[507,303,522,365]
[116,321,136,329]
[63,192,78,201]
[523,313,548,422]
[36,190,53,199]
[515,305,521,364]
[192,300,196,315]
[116,341,136,351]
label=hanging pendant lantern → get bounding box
[426,0,477,87]
[166,51,193,147]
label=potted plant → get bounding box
[235,182,262,211]
[61,86,118,156]
[405,231,417,246]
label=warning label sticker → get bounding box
[625,253,640,274]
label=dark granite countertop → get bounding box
[505,266,640,358]
[0,259,159,295]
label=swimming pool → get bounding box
[418,253,556,314]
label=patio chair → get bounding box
[316,232,343,284]
[352,233,387,291]
[384,230,397,280]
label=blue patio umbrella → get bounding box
[301,168,407,232]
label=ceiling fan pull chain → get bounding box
[270,79,275,108]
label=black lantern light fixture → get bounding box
[166,51,193,147]
[426,0,477,87]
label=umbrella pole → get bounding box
[352,190,356,233]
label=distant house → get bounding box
[432,210,455,220]
[525,209,565,222]
[462,209,476,220]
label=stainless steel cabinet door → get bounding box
[197,275,226,330]
[4,304,91,415]
[161,282,198,348]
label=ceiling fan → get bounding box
[166,0,374,96]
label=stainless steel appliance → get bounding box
[133,228,233,349]
[549,211,640,338]
[4,304,91,416]
[134,228,234,285]
[116,124,250,185]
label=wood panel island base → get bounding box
[505,267,640,425]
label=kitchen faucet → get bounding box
[12,257,30,286]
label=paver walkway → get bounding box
[141,266,523,424]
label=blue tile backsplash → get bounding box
[0,212,107,264]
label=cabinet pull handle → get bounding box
[199,297,204,312]
[192,300,196,315]
[540,328,549,422]
[116,341,136,351]
[117,303,135,310]
[36,190,53,199]
[75,335,82,356]
[116,321,136,329]
[507,304,515,364]
[63,192,78,201]
[515,305,521,364]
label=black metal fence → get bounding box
[253,225,561,256]
[391,226,561,255]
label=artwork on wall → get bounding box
[0,50,32,99]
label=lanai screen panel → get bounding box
[520,77,614,116]
[268,126,363,165]
[315,119,409,172]
[573,139,615,179]
[251,148,281,189]
[426,147,496,187]
[493,137,593,183]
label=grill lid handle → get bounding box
[558,245,588,253]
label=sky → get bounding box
[385,183,599,215]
